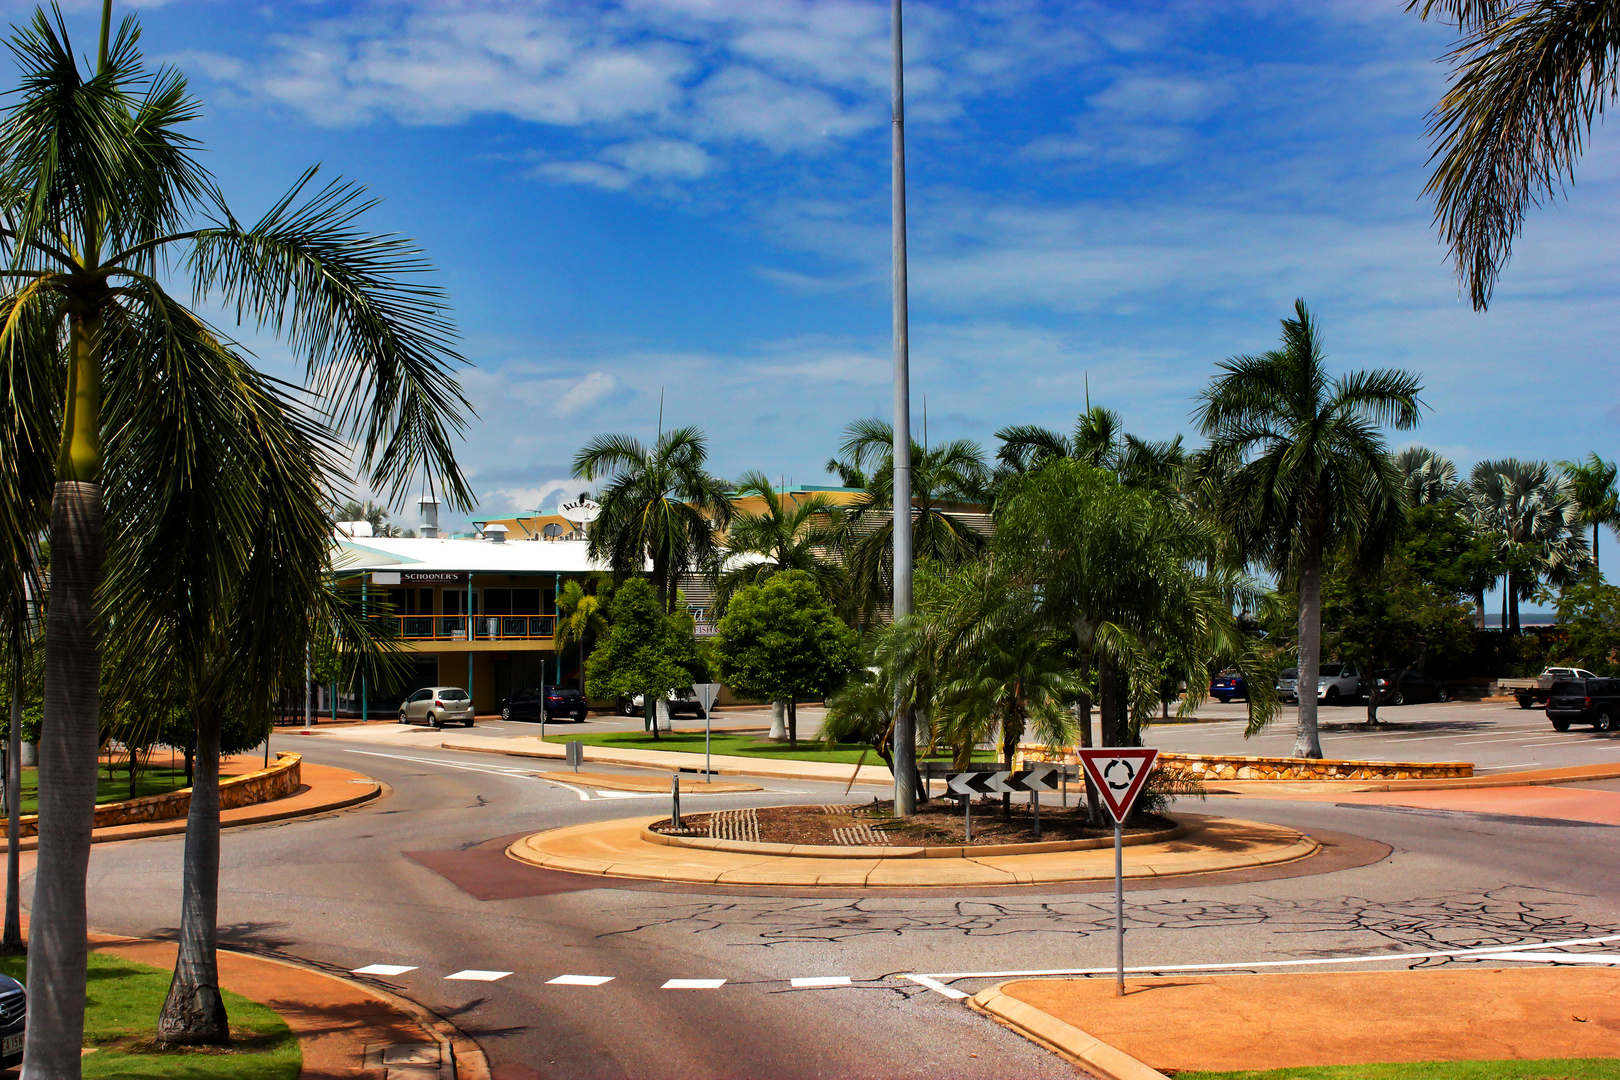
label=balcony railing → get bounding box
[396,615,555,640]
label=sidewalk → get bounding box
[1,758,384,852]
[973,966,1620,1079]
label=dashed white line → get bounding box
[352,964,417,977]
[790,976,852,988]
[548,974,615,986]
[662,978,727,989]
[446,969,512,981]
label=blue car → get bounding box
[1210,670,1247,703]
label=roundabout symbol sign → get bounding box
[1074,747,1160,996]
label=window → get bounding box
[440,688,469,701]
[410,689,432,703]
[484,588,512,615]
[513,589,540,615]
[419,588,434,615]
[386,588,408,615]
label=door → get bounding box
[405,688,431,720]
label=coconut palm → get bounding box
[1559,453,1620,573]
[1463,458,1590,632]
[1195,301,1420,758]
[572,426,733,613]
[335,497,405,537]
[996,406,1187,498]
[834,418,990,620]
[709,472,842,616]
[1397,447,1460,507]
[553,577,611,690]
[1408,0,1620,309]
[0,6,470,1068]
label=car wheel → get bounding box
[1392,691,1405,707]
[429,713,441,730]
[1435,688,1449,703]
[398,711,407,724]
[1517,695,1534,710]
[620,700,633,716]
[500,706,511,721]
[1597,709,1614,732]
[1325,687,1340,705]
[1552,718,1571,732]
[1215,696,1231,704]
[465,718,475,727]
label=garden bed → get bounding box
[651,799,1176,849]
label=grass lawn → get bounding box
[0,952,300,1079]
[549,728,1006,769]
[12,765,192,816]
[1173,1060,1620,1080]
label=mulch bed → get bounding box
[653,799,1174,848]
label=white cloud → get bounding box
[553,372,626,416]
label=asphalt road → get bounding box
[55,716,1620,1080]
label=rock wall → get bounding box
[1019,745,1470,781]
[6,751,302,837]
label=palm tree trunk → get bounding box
[157,707,229,1044]
[25,480,104,1079]
[4,675,22,954]
[1473,588,1486,630]
[1294,539,1325,759]
[1509,579,1521,636]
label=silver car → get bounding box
[398,686,476,728]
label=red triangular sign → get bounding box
[1075,748,1160,824]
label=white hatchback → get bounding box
[398,686,476,728]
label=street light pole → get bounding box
[890,0,916,816]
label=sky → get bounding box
[11,0,1620,543]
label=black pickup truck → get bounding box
[1544,678,1620,731]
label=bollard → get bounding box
[671,773,682,831]
[964,796,972,843]
[1031,789,1041,840]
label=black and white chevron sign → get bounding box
[946,764,1060,796]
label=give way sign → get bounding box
[1075,748,1159,824]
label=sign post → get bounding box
[694,683,723,779]
[946,765,1061,844]
[1075,748,1159,997]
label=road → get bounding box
[55,707,1620,1079]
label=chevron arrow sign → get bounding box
[946,764,1061,796]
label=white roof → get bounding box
[332,536,633,575]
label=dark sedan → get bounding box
[1209,670,1248,703]
[1371,668,1449,705]
[500,685,588,723]
[0,971,23,1068]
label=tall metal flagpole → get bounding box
[890,0,916,816]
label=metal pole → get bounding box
[671,774,681,831]
[705,704,712,779]
[1032,790,1041,840]
[890,0,916,818]
[304,644,312,729]
[964,796,971,843]
[1114,819,1125,997]
[361,580,368,723]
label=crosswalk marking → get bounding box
[352,964,417,977]
[662,978,727,989]
[790,976,852,988]
[445,969,512,981]
[548,974,615,986]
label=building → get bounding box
[332,527,623,716]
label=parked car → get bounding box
[1371,668,1449,705]
[0,970,24,1069]
[1209,670,1247,703]
[397,686,476,728]
[500,685,588,723]
[1314,663,1366,705]
[1500,667,1600,709]
[1275,668,1299,701]
[620,688,707,718]
[1544,678,1619,731]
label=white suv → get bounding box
[1277,663,1364,704]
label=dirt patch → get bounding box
[654,799,1175,847]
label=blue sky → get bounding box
[15,0,1620,538]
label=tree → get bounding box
[1397,447,1459,508]
[1560,453,1620,573]
[1462,458,1589,633]
[1407,0,1620,309]
[713,571,859,749]
[834,418,990,620]
[710,472,842,616]
[553,576,612,690]
[585,578,705,740]
[0,6,470,1067]
[335,498,405,537]
[995,405,1187,500]
[1195,300,1420,758]
[572,427,732,613]
[1554,569,1620,676]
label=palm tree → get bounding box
[996,406,1187,500]
[1195,301,1420,758]
[710,471,842,616]
[1559,453,1620,573]
[0,6,470,1068]
[834,418,990,620]
[1464,458,1590,633]
[1407,1,1620,309]
[553,577,611,690]
[335,497,405,537]
[572,426,733,613]
[1397,447,1459,507]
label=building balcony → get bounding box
[395,615,557,640]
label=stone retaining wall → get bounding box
[5,751,302,837]
[1019,745,1471,781]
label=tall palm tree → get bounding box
[335,497,404,537]
[553,577,611,689]
[710,471,842,616]
[835,418,989,620]
[1464,458,1590,632]
[996,406,1186,499]
[1195,301,1420,758]
[1408,0,1620,309]
[1397,446,1460,507]
[572,426,733,613]
[0,6,470,1070]
[1559,453,1620,573]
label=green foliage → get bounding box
[710,472,843,616]
[1554,570,1620,675]
[0,953,300,1080]
[560,729,876,764]
[585,578,705,703]
[713,571,860,710]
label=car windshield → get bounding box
[1280,669,1298,679]
[1319,664,1342,677]
[439,688,469,701]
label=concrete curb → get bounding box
[541,770,761,794]
[1205,760,1620,795]
[968,984,1168,1080]
[642,820,1186,859]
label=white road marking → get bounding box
[902,974,968,999]
[352,964,417,976]
[1474,763,1542,771]
[662,978,727,989]
[548,974,615,986]
[1473,952,1620,964]
[446,970,512,981]
[906,933,1620,996]
[790,976,852,988]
